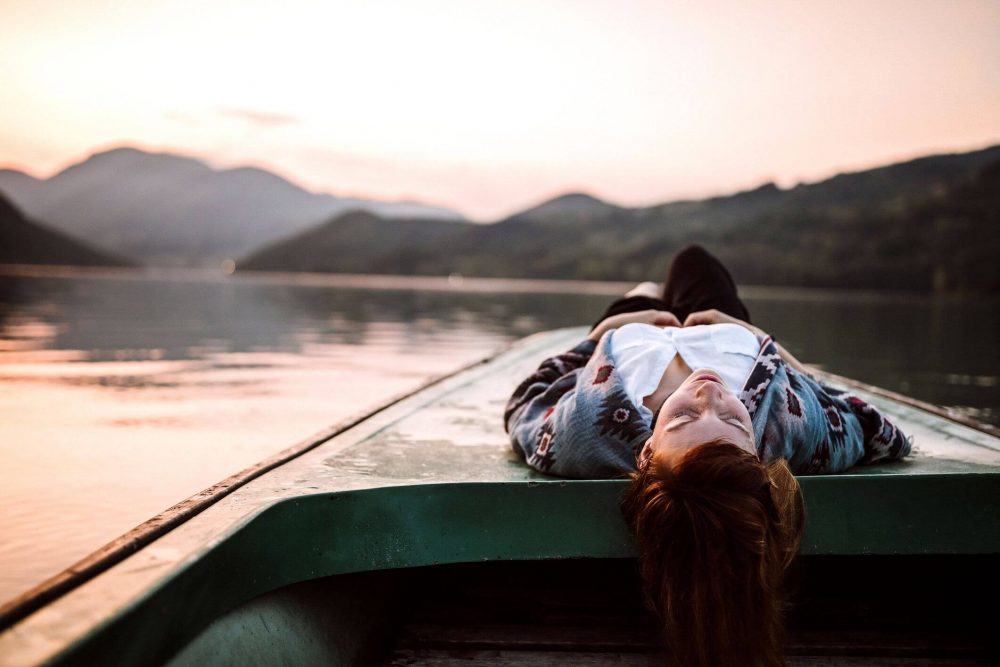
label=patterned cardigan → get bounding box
[504,331,912,479]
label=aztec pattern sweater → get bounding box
[504,331,912,479]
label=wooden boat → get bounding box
[1,328,998,666]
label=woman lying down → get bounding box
[503,245,911,667]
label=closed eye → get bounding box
[666,410,751,435]
[721,413,752,435]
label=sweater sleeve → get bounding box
[815,376,913,466]
[503,339,598,470]
[504,339,598,429]
[503,337,645,478]
[755,361,912,474]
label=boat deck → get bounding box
[2,328,998,666]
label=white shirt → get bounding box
[609,322,761,423]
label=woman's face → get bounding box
[638,368,756,466]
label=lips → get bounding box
[690,368,725,386]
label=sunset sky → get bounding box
[2,0,999,220]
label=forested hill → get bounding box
[242,144,1000,293]
[0,193,132,268]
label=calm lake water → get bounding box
[0,270,998,606]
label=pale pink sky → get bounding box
[2,0,999,220]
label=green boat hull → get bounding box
[1,328,997,665]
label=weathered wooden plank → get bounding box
[786,630,987,658]
[384,648,662,666]
[385,648,995,667]
[393,623,988,658]
[787,658,995,667]
[395,623,659,651]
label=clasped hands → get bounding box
[587,308,754,342]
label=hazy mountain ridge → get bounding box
[0,193,132,267]
[509,192,625,224]
[0,147,464,267]
[243,144,1000,293]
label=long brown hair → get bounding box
[621,440,805,667]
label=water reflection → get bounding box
[0,276,615,361]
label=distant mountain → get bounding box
[509,192,624,223]
[0,169,44,200]
[0,147,464,267]
[242,210,470,273]
[0,192,132,267]
[239,144,1000,293]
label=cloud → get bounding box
[219,108,299,128]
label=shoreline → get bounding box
[0,262,990,302]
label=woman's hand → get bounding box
[684,308,769,349]
[683,308,756,332]
[587,309,680,341]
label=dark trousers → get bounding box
[591,245,752,331]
